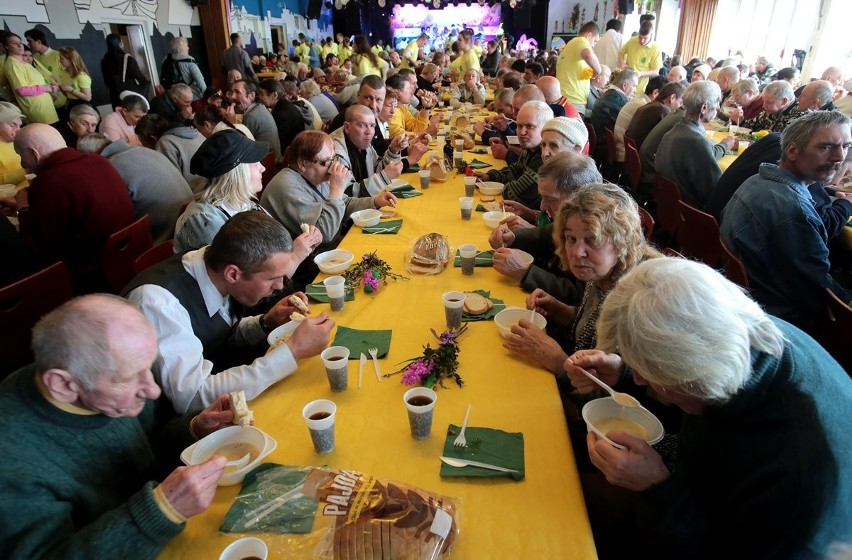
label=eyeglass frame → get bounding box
[312,154,340,167]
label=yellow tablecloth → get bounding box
[708,130,740,172]
[158,146,598,559]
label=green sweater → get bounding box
[0,366,192,559]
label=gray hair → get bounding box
[731,78,759,96]
[682,80,722,114]
[806,80,835,108]
[168,83,192,101]
[519,100,554,127]
[170,36,188,55]
[717,66,740,85]
[495,88,515,107]
[762,80,794,104]
[538,151,602,194]
[597,258,784,402]
[781,110,852,162]
[611,67,639,88]
[201,163,257,209]
[75,132,112,154]
[299,78,321,99]
[204,211,293,275]
[69,103,99,122]
[31,294,153,391]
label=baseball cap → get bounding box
[190,129,270,179]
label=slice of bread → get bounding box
[228,390,254,427]
[463,292,490,315]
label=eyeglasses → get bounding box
[312,154,339,167]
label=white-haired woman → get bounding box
[299,79,339,123]
[564,258,852,559]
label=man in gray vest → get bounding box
[124,211,334,414]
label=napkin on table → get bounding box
[362,219,402,234]
[466,158,492,169]
[304,283,355,303]
[390,184,424,198]
[439,425,525,481]
[332,326,392,359]
[453,249,494,267]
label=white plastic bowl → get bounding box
[477,181,505,196]
[350,209,382,228]
[494,306,547,338]
[181,426,277,486]
[267,320,300,347]
[388,178,410,189]
[483,211,514,229]
[582,396,664,447]
[314,249,354,274]
[515,249,534,267]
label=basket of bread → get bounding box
[405,233,451,275]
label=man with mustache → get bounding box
[721,110,852,334]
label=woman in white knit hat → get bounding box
[540,116,589,160]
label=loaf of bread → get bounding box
[407,233,450,275]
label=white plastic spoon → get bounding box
[223,453,251,470]
[577,367,640,407]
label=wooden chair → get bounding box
[719,238,750,290]
[677,200,723,267]
[638,206,655,241]
[0,262,74,376]
[603,126,619,180]
[134,239,175,275]
[584,120,597,166]
[651,174,682,247]
[102,214,153,294]
[624,135,642,192]
[820,288,852,374]
[259,151,278,195]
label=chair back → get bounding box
[103,214,153,294]
[603,126,616,167]
[719,238,749,290]
[134,240,176,275]
[259,151,277,195]
[584,120,597,165]
[677,200,722,267]
[624,135,642,191]
[821,288,852,375]
[651,174,682,245]
[0,262,74,376]
[637,206,655,241]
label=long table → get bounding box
[158,147,598,559]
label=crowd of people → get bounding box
[0,17,851,560]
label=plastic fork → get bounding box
[368,347,382,382]
[453,405,472,447]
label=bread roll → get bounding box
[228,390,254,427]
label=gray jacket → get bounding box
[329,126,401,197]
[155,126,207,193]
[170,53,207,100]
[101,140,193,243]
[221,44,256,81]
[242,103,281,164]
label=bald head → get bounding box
[668,65,686,83]
[821,66,844,88]
[14,123,67,173]
[512,84,546,115]
[535,76,562,104]
[345,103,376,123]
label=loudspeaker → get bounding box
[307,0,322,19]
[618,0,634,14]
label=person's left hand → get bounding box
[586,431,670,491]
[382,159,404,180]
[492,247,532,280]
[489,137,508,160]
[390,133,409,153]
[374,190,398,208]
[263,292,310,329]
[191,394,236,438]
[501,213,535,231]
[502,200,538,223]
[502,318,567,374]
[407,140,429,165]
[292,225,323,264]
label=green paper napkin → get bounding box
[453,250,494,267]
[305,283,355,303]
[466,158,492,169]
[390,184,424,198]
[459,289,505,322]
[362,219,402,234]
[221,463,318,533]
[406,163,421,172]
[332,326,392,359]
[439,426,525,480]
[469,148,488,154]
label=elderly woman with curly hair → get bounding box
[564,258,852,559]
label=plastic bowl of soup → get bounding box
[494,306,547,338]
[181,425,277,486]
[582,397,664,448]
[314,249,354,274]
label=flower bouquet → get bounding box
[388,326,467,389]
[343,251,407,293]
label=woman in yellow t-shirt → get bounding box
[57,47,93,117]
[2,32,58,124]
[449,29,480,79]
[352,35,388,79]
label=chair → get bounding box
[638,206,655,241]
[677,200,722,267]
[820,288,852,375]
[0,262,74,376]
[719,238,750,290]
[651,174,682,247]
[260,151,277,193]
[624,135,642,192]
[134,239,175,275]
[603,126,619,180]
[102,214,153,294]
[584,120,597,166]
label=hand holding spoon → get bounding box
[577,367,640,407]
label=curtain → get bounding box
[675,0,720,60]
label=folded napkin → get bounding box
[362,219,402,234]
[390,184,424,198]
[406,163,421,172]
[453,250,494,267]
[305,283,355,303]
[460,289,505,322]
[440,426,525,481]
[466,158,492,169]
[332,326,392,359]
[469,148,488,155]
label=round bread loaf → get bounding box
[463,293,490,315]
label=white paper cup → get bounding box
[443,290,466,328]
[303,399,336,454]
[459,196,474,220]
[320,346,350,392]
[404,387,437,440]
[458,244,477,275]
[454,138,464,149]
[323,276,346,311]
[738,140,750,153]
[463,175,476,196]
[219,537,268,560]
[418,168,431,189]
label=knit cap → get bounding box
[0,102,24,123]
[692,64,711,80]
[541,116,588,148]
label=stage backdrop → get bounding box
[390,3,501,51]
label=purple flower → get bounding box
[401,358,434,385]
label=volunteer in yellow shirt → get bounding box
[448,30,480,77]
[2,32,59,124]
[26,28,65,111]
[0,101,26,186]
[618,21,662,93]
[556,21,602,113]
[353,35,389,79]
[403,34,427,69]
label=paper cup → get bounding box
[443,291,466,329]
[404,387,437,440]
[459,196,474,220]
[418,168,431,189]
[738,140,750,153]
[323,276,346,311]
[219,537,268,560]
[321,346,350,392]
[463,175,476,196]
[458,244,477,275]
[303,399,336,454]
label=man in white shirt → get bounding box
[124,212,335,414]
[593,19,623,72]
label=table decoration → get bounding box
[342,251,407,293]
[388,325,467,389]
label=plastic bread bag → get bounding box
[221,463,461,559]
[405,233,451,275]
